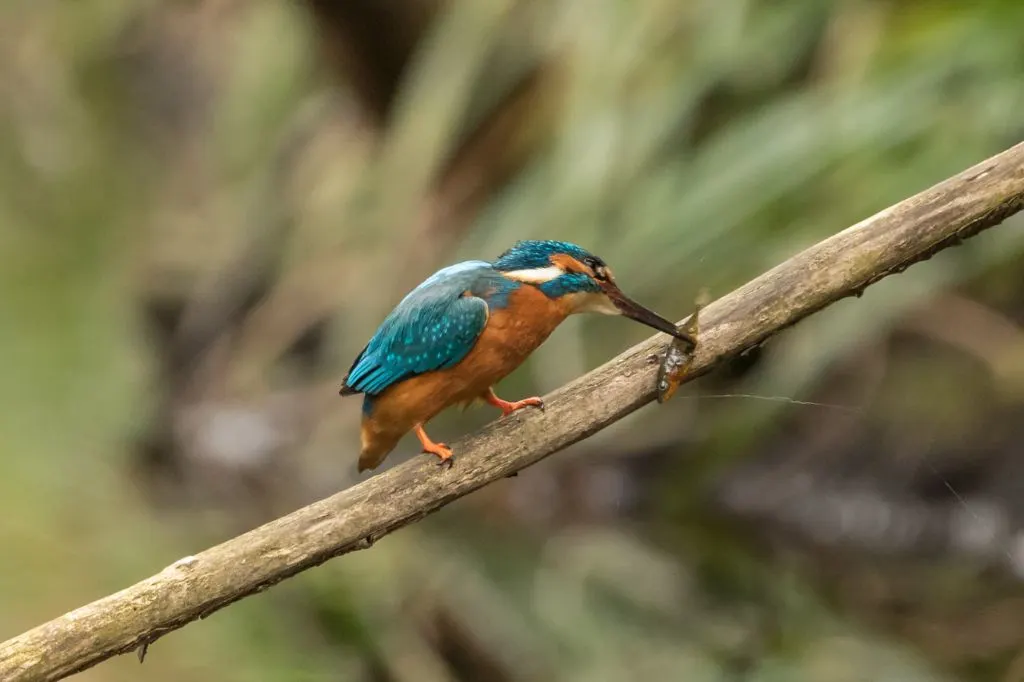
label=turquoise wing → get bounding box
[341,261,495,396]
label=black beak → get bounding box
[606,286,696,347]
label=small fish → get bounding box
[656,296,704,403]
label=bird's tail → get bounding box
[357,441,397,472]
[357,421,401,472]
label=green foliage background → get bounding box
[2,0,1024,680]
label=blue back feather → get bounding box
[343,261,518,397]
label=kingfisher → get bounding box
[340,240,695,472]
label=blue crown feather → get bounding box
[492,240,597,272]
[494,240,603,298]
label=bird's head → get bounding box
[493,240,693,343]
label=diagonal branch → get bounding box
[3,142,1024,682]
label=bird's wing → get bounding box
[341,262,495,396]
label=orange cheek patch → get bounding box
[550,253,590,275]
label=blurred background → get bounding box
[3,0,1024,680]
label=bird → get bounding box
[339,240,695,472]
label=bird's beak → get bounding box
[606,285,696,346]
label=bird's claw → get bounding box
[485,390,545,418]
[505,396,544,416]
[422,442,454,469]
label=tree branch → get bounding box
[3,142,1024,682]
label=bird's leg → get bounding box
[482,387,545,417]
[413,423,453,468]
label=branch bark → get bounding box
[3,142,1024,681]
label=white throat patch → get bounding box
[571,292,620,316]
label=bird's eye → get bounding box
[583,257,602,274]
[593,265,608,281]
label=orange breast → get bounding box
[457,284,572,390]
[363,285,571,432]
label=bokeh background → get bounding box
[3,0,1024,680]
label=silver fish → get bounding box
[656,301,702,404]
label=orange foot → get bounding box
[414,423,453,468]
[483,387,545,418]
